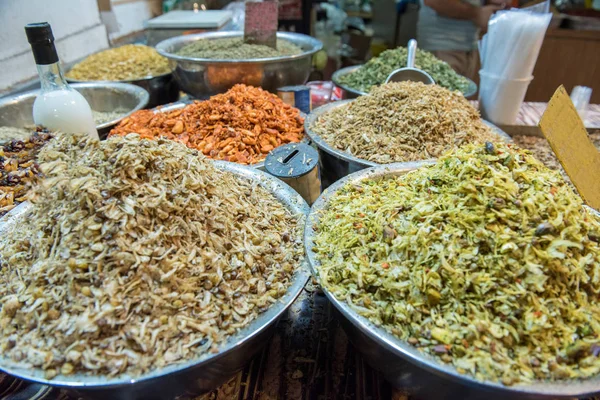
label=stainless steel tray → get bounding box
[304,163,600,399]
[332,64,478,99]
[305,99,511,186]
[0,161,311,400]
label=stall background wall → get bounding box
[0,0,162,93]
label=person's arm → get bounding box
[423,0,503,31]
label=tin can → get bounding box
[277,85,311,114]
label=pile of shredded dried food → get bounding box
[0,133,304,378]
[337,47,470,93]
[66,44,170,81]
[176,37,302,59]
[110,84,304,165]
[310,82,497,163]
[0,131,52,216]
[311,142,600,385]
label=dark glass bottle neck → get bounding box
[36,62,69,92]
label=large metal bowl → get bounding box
[141,100,309,171]
[305,163,600,400]
[155,31,323,98]
[0,82,149,139]
[67,72,179,109]
[305,99,511,187]
[332,64,478,99]
[0,161,310,400]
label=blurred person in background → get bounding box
[417,0,508,80]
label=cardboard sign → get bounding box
[244,1,278,49]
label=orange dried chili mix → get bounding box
[109,84,304,164]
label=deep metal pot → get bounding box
[305,99,511,187]
[332,64,478,99]
[0,162,311,400]
[0,82,149,140]
[67,72,179,108]
[155,31,323,98]
[305,163,600,400]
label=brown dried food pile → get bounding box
[310,82,497,164]
[0,133,304,378]
[0,131,52,216]
[110,84,304,165]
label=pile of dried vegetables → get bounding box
[176,37,302,59]
[66,44,170,81]
[110,84,304,165]
[311,142,600,385]
[0,132,304,378]
[337,47,470,93]
[0,131,52,216]
[310,82,496,164]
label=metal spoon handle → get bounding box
[406,39,417,68]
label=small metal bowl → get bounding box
[148,100,309,170]
[0,161,310,400]
[305,99,511,186]
[305,163,600,400]
[332,64,478,99]
[0,82,149,140]
[67,72,179,109]
[155,31,323,98]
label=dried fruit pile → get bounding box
[310,82,497,164]
[0,131,52,216]
[0,133,304,378]
[311,142,600,385]
[110,84,304,165]
[66,44,170,81]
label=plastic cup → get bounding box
[478,70,533,125]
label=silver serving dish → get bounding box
[332,64,478,99]
[305,99,511,186]
[155,31,323,98]
[67,71,178,109]
[305,163,600,399]
[0,161,310,400]
[153,101,309,171]
[0,82,149,140]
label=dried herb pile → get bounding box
[110,84,304,165]
[311,142,600,385]
[311,82,496,164]
[0,131,51,216]
[337,47,470,93]
[66,44,170,81]
[176,37,302,59]
[0,132,304,378]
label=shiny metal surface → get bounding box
[332,64,478,99]
[67,72,179,108]
[305,99,511,186]
[155,31,323,98]
[0,162,311,400]
[385,39,435,86]
[0,82,149,139]
[305,164,600,399]
[154,101,309,171]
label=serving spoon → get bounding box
[385,39,435,85]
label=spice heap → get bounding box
[66,44,170,81]
[110,84,304,165]
[176,37,302,59]
[0,127,34,145]
[337,47,470,93]
[312,142,600,385]
[92,110,128,125]
[0,132,304,378]
[310,82,496,163]
[0,131,52,216]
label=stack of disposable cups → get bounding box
[478,5,551,125]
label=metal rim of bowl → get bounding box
[150,100,309,170]
[0,160,311,389]
[155,31,323,64]
[0,82,150,130]
[304,99,512,169]
[304,163,600,398]
[331,64,478,98]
